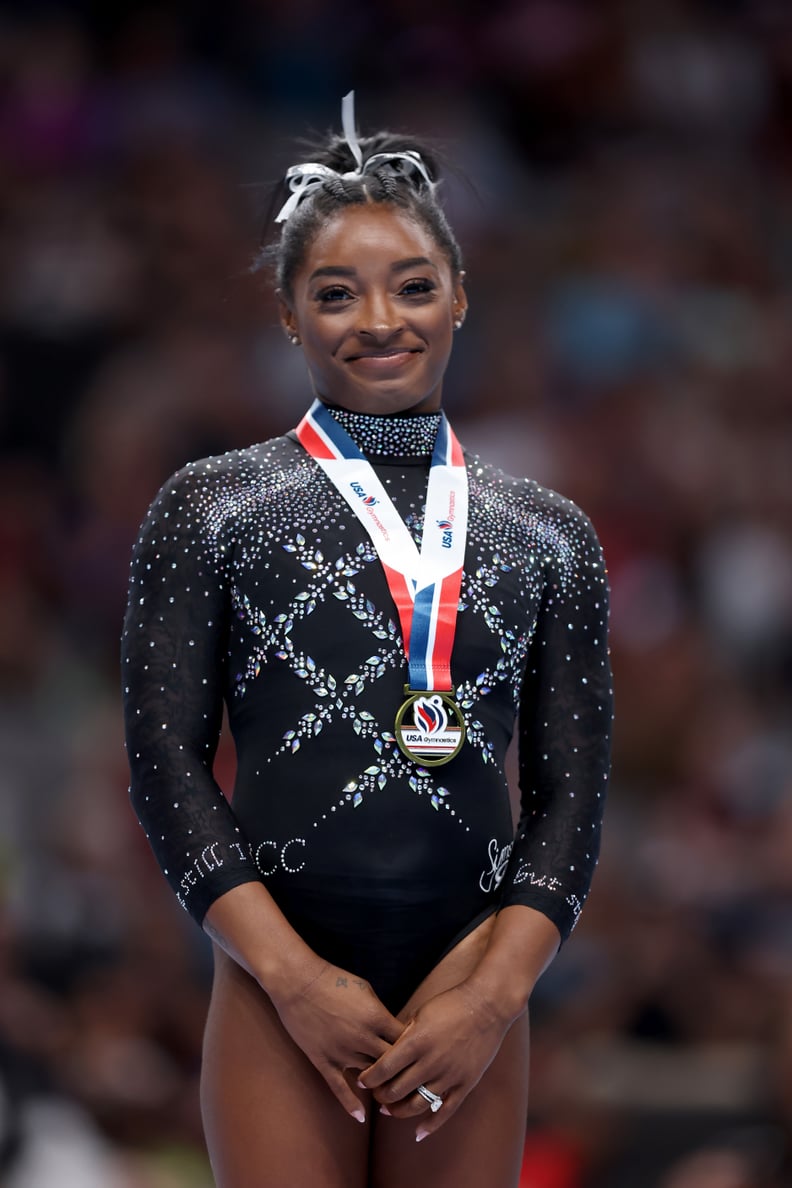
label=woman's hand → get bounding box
[202,884,404,1124]
[269,958,405,1123]
[357,979,514,1140]
[358,906,561,1140]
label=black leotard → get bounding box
[122,407,612,1011]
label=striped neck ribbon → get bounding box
[295,398,467,692]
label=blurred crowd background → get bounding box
[1,0,791,1185]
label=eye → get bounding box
[316,285,353,303]
[399,278,436,297]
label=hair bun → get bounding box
[261,92,463,295]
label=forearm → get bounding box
[203,881,325,1000]
[462,904,560,1025]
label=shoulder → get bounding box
[464,451,607,598]
[147,432,303,522]
[465,451,601,547]
[131,433,305,567]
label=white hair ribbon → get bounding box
[274,90,435,224]
[364,150,433,187]
[274,163,339,224]
[341,90,363,171]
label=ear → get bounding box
[452,270,468,324]
[277,291,298,341]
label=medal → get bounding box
[395,687,465,766]
[296,400,469,764]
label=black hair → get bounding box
[259,129,464,301]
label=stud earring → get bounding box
[289,334,301,346]
[453,317,465,330]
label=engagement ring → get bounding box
[416,1084,444,1112]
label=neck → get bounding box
[323,404,442,461]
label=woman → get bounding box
[122,94,612,1188]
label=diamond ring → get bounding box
[416,1083,444,1112]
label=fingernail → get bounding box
[356,1079,366,1089]
[379,1105,391,1117]
[416,1128,430,1143]
[352,1108,366,1124]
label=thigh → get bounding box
[370,917,531,1188]
[201,949,370,1188]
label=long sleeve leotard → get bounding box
[122,408,612,1011]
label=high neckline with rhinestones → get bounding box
[325,406,441,461]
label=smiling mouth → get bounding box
[346,347,422,362]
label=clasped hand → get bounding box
[270,959,404,1122]
[358,981,511,1141]
[271,957,510,1139]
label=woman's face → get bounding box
[280,204,467,416]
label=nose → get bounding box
[356,290,403,341]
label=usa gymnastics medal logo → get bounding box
[436,518,453,549]
[395,688,466,766]
[350,480,378,506]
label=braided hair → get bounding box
[263,130,464,301]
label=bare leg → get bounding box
[200,950,370,1188]
[371,917,531,1188]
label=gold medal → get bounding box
[395,687,466,767]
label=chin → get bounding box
[322,388,442,417]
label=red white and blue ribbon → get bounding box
[295,399,467,692]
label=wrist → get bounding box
[251,941,325,1003]
[460,963,533,1027]
[202,882,324,1001]
[459,904,562,1025]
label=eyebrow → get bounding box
[392,256,438,274]
[307,256,439,284]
